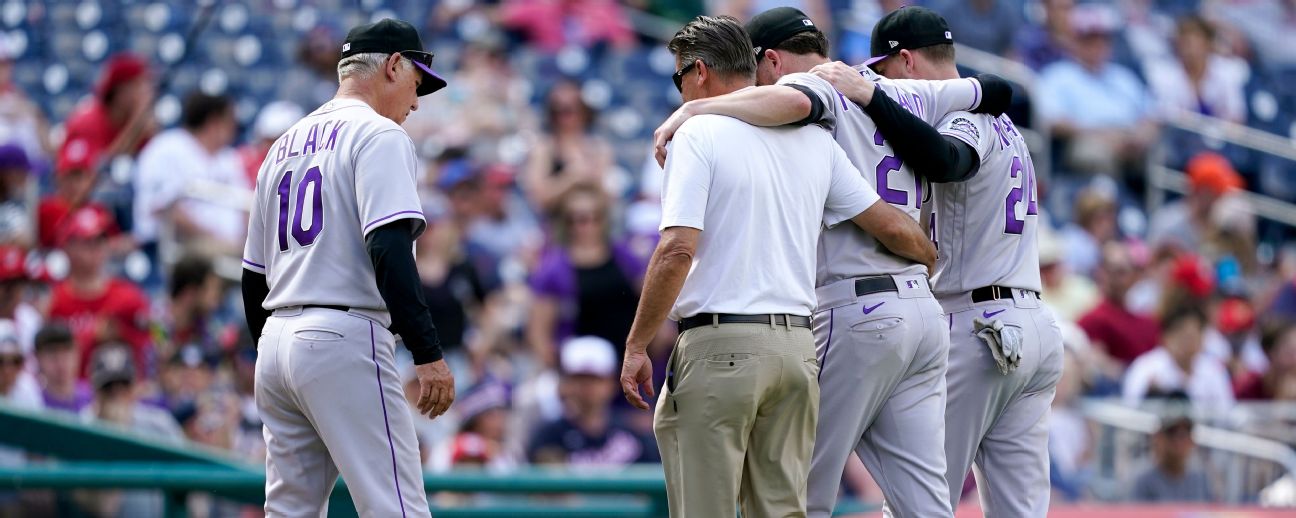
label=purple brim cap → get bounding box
[411,59,447,96]
[861,54,889,68]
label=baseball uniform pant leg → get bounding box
[258,315,338,518]
[259,308,430,518]
[856,297,952,518]
[654,323,818,518]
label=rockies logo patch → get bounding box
[949,117,979,140]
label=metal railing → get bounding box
[1081,398,1296,503]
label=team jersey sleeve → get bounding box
[936,111,997,159]
[354,129,427,239]
[776,72,839,130]
[242,163,268,275]
[823,140,881,227]
[658,120,713,231]
[879,77,984,124]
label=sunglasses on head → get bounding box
[672,60,699,93]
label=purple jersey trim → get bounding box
[370,322,407,517]
[242,259,265,269]
[969,78,981,111]
[363,210,424,234]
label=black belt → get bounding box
[970,286,1038,303]
[678,313,811,333]
[854,275,899,296]
[304,304,351,312]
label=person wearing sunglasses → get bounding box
[620,15,936,517]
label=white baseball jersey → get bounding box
[776,69,989,286]
[928,111,1042,295]
[242,98,426,312]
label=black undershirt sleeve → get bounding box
[241,269,271,342]
[367,220,443,365]
[785,84,827,127]
[863,90,982,183]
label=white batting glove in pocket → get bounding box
[973,317,1023,375]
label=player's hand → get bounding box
[414,360,455,419]
[810,61,875,107]
[653,102,697,168]
[620,350,655,410]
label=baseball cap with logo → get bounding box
[745,7,820,61]
[341,18,447,96]
[560,336,617,378]
[90,345,135,390]
[0,246,28,282]
[862,6,955,68]
[58,207,112,246]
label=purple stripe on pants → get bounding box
[370,322,407,517]
[818,308,834,382]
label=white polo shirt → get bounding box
[660,113,880,320]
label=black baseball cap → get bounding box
[863,6,954,68]
[341,18,447,96]
[745,7,821,61]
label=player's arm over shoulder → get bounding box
[880,73,1013,123]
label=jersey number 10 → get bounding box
[276,166,324,252]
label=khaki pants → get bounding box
[654,322,819,517]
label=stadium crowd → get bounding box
[0,0,1294,514]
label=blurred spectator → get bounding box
[238,101,304,186]
[466,164,542,264]
[0,320,38,409]
[929,0,1022,55]
[527,336,658,465]
[1210,0,1296,69]
[1050,323,1095,501]
[0,34,51,164]
[37,149,118,250]
[1123,304,1235,411]
[1203,296,1268,382]
[0,144,33,246]
[59,53,156,173]
[1235,319,1296,400]
[76,345,181,518]
[527,185,643,368]
[500,0,635,53]
[33,323,91,413]
[47,208,152,380]
[1060,186,1118,277]
[1147,156,1244,256]
[229,344,264,462]
[158,344,215,413]
[0,245,39,354]
[1036,4,1158,176]
[1129,416,1215,502]
[1079,243,1161,367]
[161,255,232,359]
[277,26,341,111]
[448,380,513,468]
[1144,14,1248,123]
[523,80,615,211]
[1015,0,1077,70]
[1039,226,1100,322]
[133,92,247,258]
[406,41,535,152]
[715,0,832,38]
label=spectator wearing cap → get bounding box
[0,33,52,164]
[1147,152,1245,252]
[158,344,217,413]
[0,245,40,355]
[76,344,181,518]
[47,207,153,381]
[133,91,247,258]
[527,336,659,465]
[1123,304,1235,412]
[33,323,91,413]
[523,80,616,212]
[1059,186,1118,278]
[1079,243,1162,368]
[1039,226,1101,322]
[1202,296,1268,383]
[927,0,1022,55]
[1235,320,1296,400]
[0,144,33,246]
[1013,0,1077,70]
[447,380,512,468]
[1035,3,1158,177]
[1128,416,1215,502]
[528,185,643,369]
[466,163,541,263]
[1143,14,1247,123]
[59,53,156,175]
[37,144,119,250]
[237,101,305,186]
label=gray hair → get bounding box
[668,15,757,81]
[337,52,415,83]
